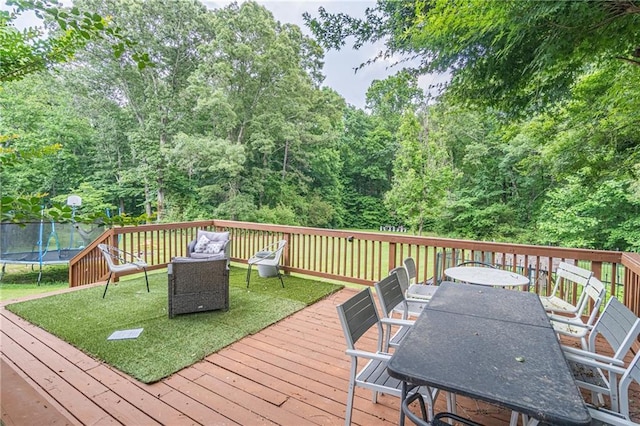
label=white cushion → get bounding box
[203,242,223,254]
[193,235,210,253]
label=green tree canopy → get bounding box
[305,0,640,112]
[1,0,150,82]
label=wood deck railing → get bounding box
[69,220,640,316]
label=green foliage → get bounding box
[214,194,257,222]
[384,108,455,234]
[1,0,151,82]
[3,0,639,251]
[537,178,640,250]
[255,204,300,226]
[306,0,640,113]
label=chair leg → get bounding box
[277,267,284,288]
[446,392,457,414]
[102,272,113,298]
[246,264,253,288]
[143,269,149,293]
[344,376,355,426]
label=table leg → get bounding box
[446,392,457,414]
[400,381,407,426]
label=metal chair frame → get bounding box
[246,240,286,288]
[98,244,149,298]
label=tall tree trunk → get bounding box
[282,139,289,180]
[157,177,164,221]
[144,182,152,223]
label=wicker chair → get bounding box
[168,257,229,318]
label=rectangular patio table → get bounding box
[387,281,590,426]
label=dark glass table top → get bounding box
[387,282,591,426]
[426,281,552,328]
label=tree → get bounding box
[71,0,213,220]
[337,107,395,229]
[384,108,454,234]
[1,0,149,224]
[188,1,345,226]
[0,73,94,197]
[1,0,150,82]
[305,0,640,113]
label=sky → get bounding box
[7,0,448,109]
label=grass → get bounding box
[4,266,343,383]
[0,265,69,301]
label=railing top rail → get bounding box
[111,221,214,234]
[212,220,623,263]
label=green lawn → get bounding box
[4,266,343,383]
[0,264,69,301]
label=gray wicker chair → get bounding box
[168,257,229,318]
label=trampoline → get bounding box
[0,220,104,283]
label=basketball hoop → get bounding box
[67,195,82,207]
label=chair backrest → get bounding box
[549,262,595,311]
[375,273,406,319]
[390,265,410,294]
[590,296,640,359]
[253,240,286,264]
[552,262,592,296]
[98,244,118,269]
[197,230,229,243]
[403,257,417,285]
[336,288,382,351]
[556,262,593,286]
[272,240,287,262]
[575,276,606,327]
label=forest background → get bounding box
[2,0,640,252]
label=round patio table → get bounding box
[444,266,530,287]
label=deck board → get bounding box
[3,287,640,425]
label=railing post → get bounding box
[283,232,291,273]
[389,242,397,271]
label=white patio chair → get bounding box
[403,257,440,303]
[540,261,593,314]
[98,243,149,298]
[389,266,429,318]
[548,276,606,349]
[564,343,640,422]
[336,287,440,426]
[561,296,640,413]
[246,239,286,288]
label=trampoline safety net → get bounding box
[0,221,105,281]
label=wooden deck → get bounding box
[1,286,638,425]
